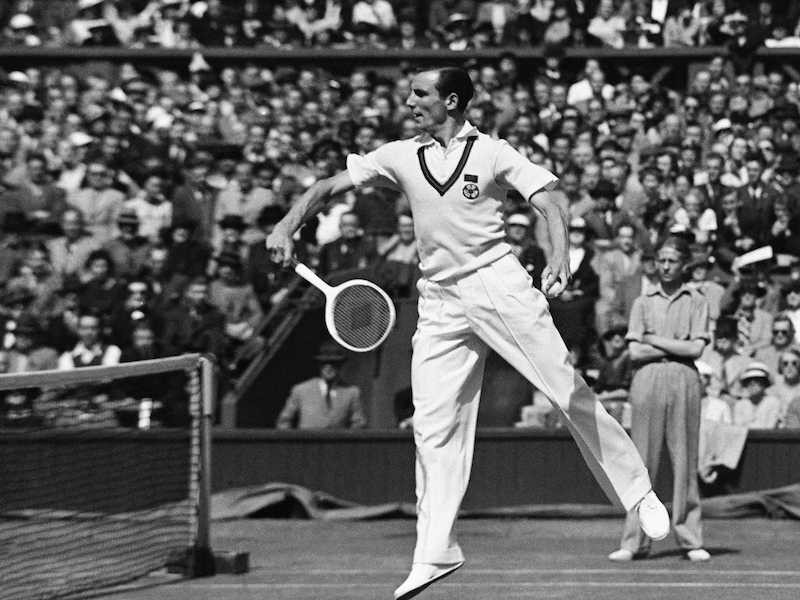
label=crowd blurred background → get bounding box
[2,0,800,50]
[1,0,800,431]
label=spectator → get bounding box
[161,277,226,359]
[784,395,800,428]
[215,161,276,245]
[588,0,626,49]
[733,362,782,428]
[208,250,264,344]
[685,249,726,333]
[171,155,219,243]
[108,279,161,349]
[766,347,800,420]
[8,243,62,317]
[3,314,58,373]
[701,317,750,399]
[593,325,633,417]
[58,312,121,369]
[102,210,152,281]
[754,314,796,375]
[596,223,646,332]
[504,211,546,290]
[0,212,30,283]
[67,160,126,243]
[727,278,774,357]
[118,320,188,426]
[46,277,82,353]
[376,211,420,298]
[276,340,366,429]
[548,217,600,365]
[317,211,377,280]
[351,0,397,32]
[0,152,67,234]
[164,220,212,279]
[246,205,291,309]
[124,172,172,243]
[78,249,126,317]
[212,214,249,269]
[697,361,733,424]
[46,209,99,279]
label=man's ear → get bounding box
[445,93,459,110]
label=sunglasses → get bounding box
[781,360,800,366]
[773,329,791,335]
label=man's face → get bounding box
[616,226,635,253]
[235,162,253,190]
[185,283,208,306]
[339,214,360,239]
[561,172,580,196]
[656,247,683,283]
[745,160,763,185]
[78,316,100,346]
[61,211,82,239]
[319,362,340,382]
[551,138,570,161]
[721,193,739,213]
[774,324,793,348]
[406,71,450,134]
[706,157,722,182]
[27,159,47,184]
[715,336,733,354]
[739,291,757,310]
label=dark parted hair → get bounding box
[434,67,474,112]
[657,235,692,263]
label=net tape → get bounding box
[331,284,393,349]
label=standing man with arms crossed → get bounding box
[267,67,669,600]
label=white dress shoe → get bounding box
[393,561,464,600]
[636,490,670,540]
[686,548,711,562]
[608,548,635,562]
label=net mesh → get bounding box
[331,284,393,349]
[0,355,208,600]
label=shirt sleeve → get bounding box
[625,296,646,343]
[690,294,711,342]
[493,140,559,200]
[346,142,401,191]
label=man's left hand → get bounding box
[541,261,571,298]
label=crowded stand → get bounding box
[0,0,800,431]
[2,1,800,50]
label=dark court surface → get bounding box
[99,518,800,600]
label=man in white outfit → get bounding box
[266,67,670,600]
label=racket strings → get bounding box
[331,285,393,350]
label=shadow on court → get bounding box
[100,518,800,600]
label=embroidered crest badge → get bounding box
[462,183,479,199]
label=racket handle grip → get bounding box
[294,262,331,293]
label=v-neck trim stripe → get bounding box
[417,136,477,197]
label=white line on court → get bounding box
[182,582,800,590]
[252,568,800,577]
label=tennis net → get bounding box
[0,354,214,600]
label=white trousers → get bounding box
[411,253,652,564]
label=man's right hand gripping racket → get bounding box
[292,260,396,352]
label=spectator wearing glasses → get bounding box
[766,347,800,419]
[726,279,773,358]
[755,315,796,376]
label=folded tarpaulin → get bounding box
[211,482,800,521]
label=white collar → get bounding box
[415,121,478,148]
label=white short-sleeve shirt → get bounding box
[346,121,557,281]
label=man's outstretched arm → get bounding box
[266,170,354,266]
[530,190,570,297]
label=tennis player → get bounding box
[266,67,669,600]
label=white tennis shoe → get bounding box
[393,561,464,600]
[686,548,711,562]
[636,490,670,540]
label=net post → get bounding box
[191,354,216,576]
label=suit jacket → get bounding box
[276,377,366,430]
[735,184,779,245]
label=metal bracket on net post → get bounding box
[193,354,249,577]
